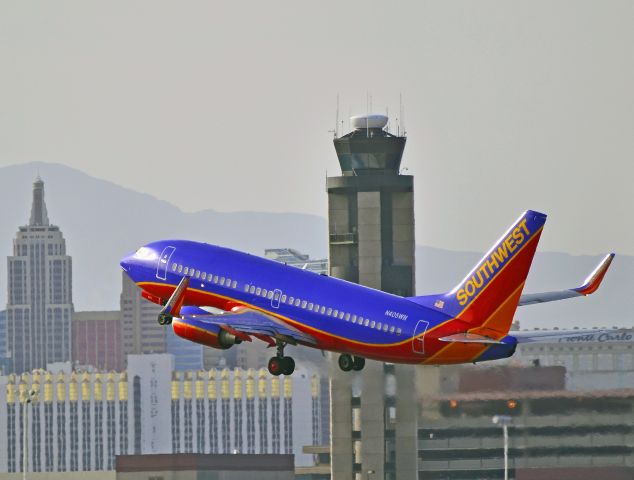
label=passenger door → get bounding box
[156,246,176,280]
[412,320,429,354]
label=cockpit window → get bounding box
[134,247,157,260]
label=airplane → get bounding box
[120,210,615,376]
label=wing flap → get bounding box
[179,306,318,346]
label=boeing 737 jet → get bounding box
[120,210,614,376]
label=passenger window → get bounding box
[249,286,256,294]
[333,309,338,317]
[358,316,363,324]
[201,272,207,280]
[256,288,261,296]
[339,312,345,320]
[320,306,326,314]
[396,328,402,335]
[262,289,267,297]
[345,313,350,321]
[274,292,280,300]
[220,277,225,286]
[383,324,388,332]
[232,281,238,289]
[390,326,395,333]
[195,270,200,278]
[184,267,189,275]
[213,276,219,284]
[267,291,274,300]
[171,263,177,271]
[376,322,381,330]
[244,284,250,292]
[308,303,313,310]
[295,299,301,307]
[301,300,307,308]
[364,319,370,327]
[289,296,294,304]
[352,314,357,322]
[371,321,376,328]
[178,265,183,273]
[281,295,287,302]
[327,308,332,316]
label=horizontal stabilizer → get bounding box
[519,253,614,306]
[439,333,505,345]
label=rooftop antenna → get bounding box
[400,92,406,137]
[335,94,340,138]
[386,107,389,132]
[366,92,369,138]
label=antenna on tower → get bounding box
[400,92,406,137]
[335,94,340,138]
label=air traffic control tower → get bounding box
[328,114,415,295]
[328,115,418,480]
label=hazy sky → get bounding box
[1,1,633,255]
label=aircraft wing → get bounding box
[179,306,318,347]
[511,329,610,344]
[518,253,614,306]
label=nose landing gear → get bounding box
[158,313,172,325]
[267,341,295,376]
[338,354,366,372]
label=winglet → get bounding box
[573,253,615,296]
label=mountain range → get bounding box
[0,162,631,329]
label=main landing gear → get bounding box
[338,354,365,372]
[158,313,172,325]
[268,341,295,376]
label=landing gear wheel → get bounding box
[338,354,354,372]
[158,314,171,325]
[268,357,283,376]
[282,357,295,375]
[352,356,365,371]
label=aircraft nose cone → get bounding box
[120,253,134,272]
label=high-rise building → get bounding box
[165,326,204,371]
[327,115,418,480]
[0,310,9,374]
[72,311,123,372]
[6,177,73,374]
[264,248,328,275]
[119,273,166,363]
[0,355,321,473]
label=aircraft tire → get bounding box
[352,356,365,371]
[338,354,354,372]
[282,357,295,375]
[268,357,283,376]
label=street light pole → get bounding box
[492,415,512,480]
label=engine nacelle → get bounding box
[217,330,242,349]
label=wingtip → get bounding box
[574,253,615,296]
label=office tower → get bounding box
[6,177,73,373]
